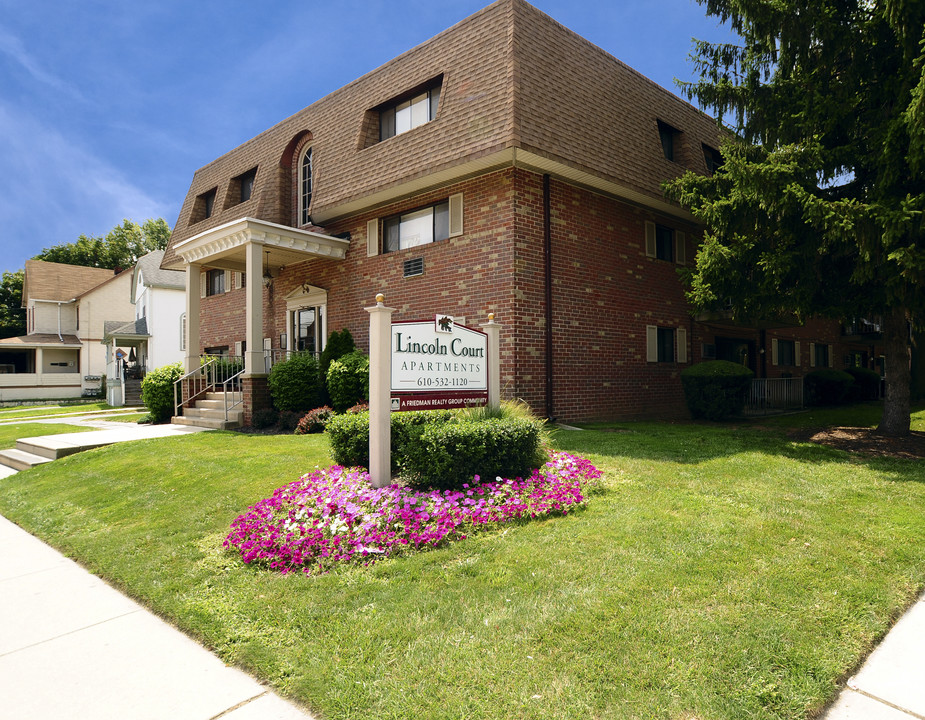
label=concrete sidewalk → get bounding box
[0,514,316,720]
[821,592,925,719]
[0,416,213,471]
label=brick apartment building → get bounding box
[161,0,886,424]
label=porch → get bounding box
[0,335,85,402]
[103,319,151,406]
[172,217,349,425]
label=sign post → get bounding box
[366,293,394,489]
[481,313,501,410]
[366,297,501,489]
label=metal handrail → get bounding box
[174,357,218,418]
[222,368,246,421]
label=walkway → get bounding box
[0,412,317,719]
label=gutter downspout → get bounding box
[543,174,555,421]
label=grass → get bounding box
[0,402,114,420]
[100,412,150,423]
[0,405,923,719]
[0,423,93,450]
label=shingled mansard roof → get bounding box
[163,0,722,270]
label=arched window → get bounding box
[300,146,313,225]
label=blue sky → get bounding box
[0,0,736,275]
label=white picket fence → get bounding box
[744,378,803,415]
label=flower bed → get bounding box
[224,451,602,575]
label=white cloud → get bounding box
[0,102,172,272]
[0,25,86,103]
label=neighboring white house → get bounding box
[0,260,134,402]
[102,250,186,406]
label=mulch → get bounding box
[788,426,925,460]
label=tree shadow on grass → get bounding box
[549,421,925,484]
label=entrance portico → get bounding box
[173,217,349,420]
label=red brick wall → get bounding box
[195,166,859,422]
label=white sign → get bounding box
[391,319,488,392]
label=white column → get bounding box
[244,242,264,375]
[185,263,201,373]
[366,293,394,488]
[35,347,43,375]
[481,313,502,409]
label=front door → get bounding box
[716,337,756,373]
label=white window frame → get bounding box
[299,145,313,225]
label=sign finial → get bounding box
[376,293,385,304]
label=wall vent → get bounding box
[403,257,424,278]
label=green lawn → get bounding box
[0,423,93,450]
[0,402,113,421]
[98,412,150,423]
[0,407,923,719]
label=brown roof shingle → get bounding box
[22,260,119,305]
[163,0,723,268]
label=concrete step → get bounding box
[171,416,241,430]
[15,437,96,460]
[184,407,244,422]
[204,392,242,403]
[192,399,226,411]
[0,448,54,471]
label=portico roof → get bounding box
[0,334,82,349]
[173,217,350,273]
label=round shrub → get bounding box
[319,328,355,394]
[268,352,322,411]
[296,406,334,434]
[326,350,370,411]
[680,360,754,421]
[326,410,372,468]
[140,362,184,424]
[845,367,881,401]
[252,407,279,429]
[805,368,854,406]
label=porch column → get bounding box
[244,242,264,376]
[185,263,201,373]
[35,347,43,374]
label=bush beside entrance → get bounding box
[681,360,754,421]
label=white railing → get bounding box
[744,378,803,415]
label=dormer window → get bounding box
[203,189,216,218]
[239,168,257,202]
[190,187,218,225]
[379,81,441,141]
[300,146,313,225]
[657,120,680,162]
[702,144,722,174]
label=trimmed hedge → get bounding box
[680,360,754,420]
[400,417,544,490]
[325,408,544,490]
[326,350,370,411]
[267,352,322,411]
[805,369,854,406]
[845,367,881,401]
[140,362,183,424]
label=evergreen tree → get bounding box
[666,0,925,436]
